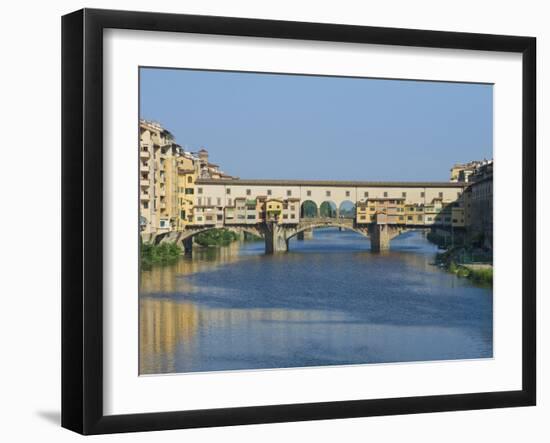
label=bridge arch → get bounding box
[285,220,370,243]
[177,225,264,246]
[338,200,356,219]
[300,200,318,218]
[153,231,170,245]
[319,200,337,218]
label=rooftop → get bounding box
[195,178,466,188]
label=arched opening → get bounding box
[153,232,169,245]
[319,201,337,218]
[300,200,318,218]
[338,200,356,219]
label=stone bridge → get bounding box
[154,218,416,254]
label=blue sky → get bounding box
[140,68,492,181]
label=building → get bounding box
[281,198,300,223]
[194,148,237,180]
[355,201,372,224]
[466,161,493,248]
[355,198,405,225]
[139,120,233,237]
[265,199,284,223]
[450,159,493,183]
[176,153,197,229]
[139,120,180,234]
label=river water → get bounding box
[139,229,493,375]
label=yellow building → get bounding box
[265,198,284,222]
[176,153,197,229]
[368,198,405,224]
[355,201,372,224]
[404,203,424,225]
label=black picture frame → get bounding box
[62,8,536,435]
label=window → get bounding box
[206,215,213,221]
[402,192,406,198]
[217,214,223,221]
[439,192,443,198]
[196,216,202,222]
[207,197,212,206]
[247,214,255,220]
[360,215,366,220]
[217,197,221,206]
[197,188,203,194]
[267,189,272,196]
[346,191,350,197]
[384,192,388,197]
[287,190,292,196]
[197,197,202,206]
[291,214,295,219]
[326,190,331,197]
[307,190,312,197]
[227,198,232,206]
[143,202,148,209]
[246,189,251,195]
[187,176,193,183]
[283,214,288,219]
[399,216,404,221]
[160,219,168,228]
[364,191,369,197]
[185,188,194,195]
[226,188,231,195]
[417,215,422,221]
[407,216,413,221]
[421,191,425,198]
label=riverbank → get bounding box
[435,246,493,286]
[140,242,181,270]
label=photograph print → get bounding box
[138,68,494,375]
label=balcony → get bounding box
[140,163,149,172]
[140,179,150,187]
[140,150,150,158]
[140,193,150,201]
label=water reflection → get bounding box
[139,229,493,374]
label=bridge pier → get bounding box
[369,223,403,252]
[265,223,288,254]
[369,223,390,252]
[182,237,193,255]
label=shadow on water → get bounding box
[139,228,493,374]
